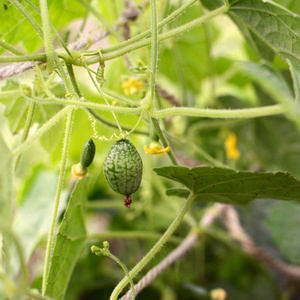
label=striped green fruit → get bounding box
[80,138,96,168]
[103,139,143,208]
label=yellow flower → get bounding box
[225,133,240,159]
[210,288,227,300]
[71,163,88,179]
[144,142,170,155]
[121,78,143,95]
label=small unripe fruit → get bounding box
[80,138,96,168]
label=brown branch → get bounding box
[222,204,300,281]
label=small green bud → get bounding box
[20,84,32,97]
[91,245,100,254]
[149,141,162,151]
[103,241,109,249]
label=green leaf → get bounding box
[0,104,14,295]
[265,201,300,264]
[0,0,92,54]
[166,188,190,198]
[200,0,223,11]
[14,171,64,263]
[229,12,275,62]
[154,166,300,205]
[45,179,88,300]
[239,61,300,129]
[159,6,214,94]
[273,0,300,15]
[228,0,300,65]
[288,59,300,101]
[251,115,300,179]
[239,61,292,99]
[0,104,14,228]
[37,104,64,152]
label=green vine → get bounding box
[41,109,74,295]
[39,0,55,73]
[110,193,196,299]
[1,0,298,298]
[91,242,135,300]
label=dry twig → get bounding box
[222,204,300,281]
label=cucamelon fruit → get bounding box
[80,138,96,168]
[71,138,96,180]
[103,139,143,208]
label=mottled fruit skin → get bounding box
[80,138,96,168]
[103,140,143,198]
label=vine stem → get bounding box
[105,0,198,53]
[39,0,55,73]
[150,0,158,100]
[120,203,224,300]
[105,252,135,300]
[110,193,196,300]
[0,4,228,65]
[0,40,24,56]
[0,90,20,96]
[84,4,229,64]
[27,95,286,120]
[151,117,178,165]
[150,104,286,119]
[88,231,181,244]
[30,95,143,113]
[41,110,74,295]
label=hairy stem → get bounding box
[65,63,83,97]
[106,252,135,300]
[40,0,55,73]
[150,0,158,100]
[94,0,198,53]
[110,193,195,300]
[150,104,286,119]
[0,40,24,56]
[30,95,142,114]
[42,110,74,295]
[85,5,229,64]
[151,118,178,165]
[87,231,181,244]
[0,5,228,64]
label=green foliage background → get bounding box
[1,0,300,299]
